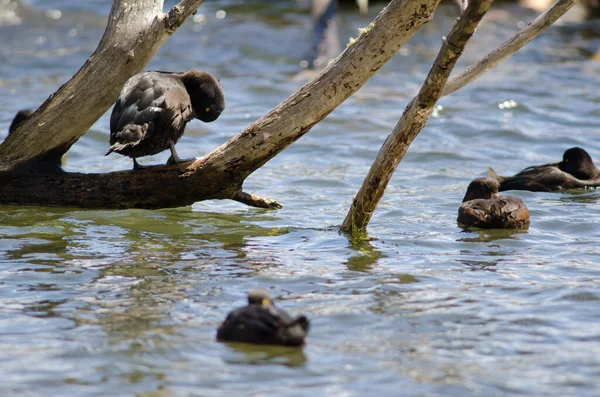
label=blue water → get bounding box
[1,1,600,396]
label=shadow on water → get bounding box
[0,205,290,264]
[456,227,528,243]
[557,189,600,204]
[340,228,386,272]
[220,341,307,368]
[458,257,501,272]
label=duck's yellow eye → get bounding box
[261,298,269,306]
[205,107,210,112]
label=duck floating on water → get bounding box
[458,177,530,229]
[487,147,600,192]
[106,70,225,170]
[217,289,310,347]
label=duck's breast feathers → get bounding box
[162,88,193,130]
[110,72,191,135]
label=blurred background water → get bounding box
[1,0,600,396]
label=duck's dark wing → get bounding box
[488,165,587,192]
[217,306,280,343]
[217,305,309,346]
[458,198,493,227]
[458,197,529,229]
[493,197,530,229]
[108,72,192,154]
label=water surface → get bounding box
[1,1,600,396]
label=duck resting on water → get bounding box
[106,70,225,170]
[458,177,530,229]
[487,147,600,192]
[217,289,310,347]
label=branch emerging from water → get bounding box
[341,0,494,234]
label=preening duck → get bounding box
[487,147,600,192]
[458,177,530,229]
[106,70,225,169]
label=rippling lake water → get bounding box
[1,1,600,396]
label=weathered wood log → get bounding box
[0,0,442,209]
[0,160,246,210]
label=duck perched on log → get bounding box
[106,70,225,169]
[217,289,310,347]
[458,177,530,229]
[487,147,600,192]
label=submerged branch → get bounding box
[232,192,282,209]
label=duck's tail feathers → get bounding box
[106,141,138,156]
[487,166,503,182]
[291,315,310,332]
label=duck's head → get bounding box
[180,70,225,123]
[247,289,272,306]
[561,147,599,180]
[462,177,500,202]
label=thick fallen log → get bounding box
[0,0,442,209]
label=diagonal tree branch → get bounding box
[341,0,494,235]
[166,0,205,32]
[443,0,576,97]
[0,0,442,209]
[0,0,205,171]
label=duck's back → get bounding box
[217,305,309,346]
[108,72,192,157]
[458,196,530,229]
[490,165,586,192]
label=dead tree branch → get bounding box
[341,0,494,234]
[0,0,441,209]
[0,0,205,171]
[443,0,577,97]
